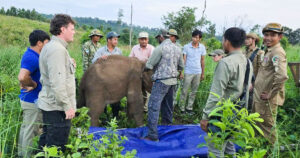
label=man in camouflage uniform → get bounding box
[244,33,265,110]
[253,23,288,144]
[167,29,184,106]
[143,29,184,141]
[82,29,103,72]
[168,29,182,49]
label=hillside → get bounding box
[0,15,84,48]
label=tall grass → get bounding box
[0,19,299,157]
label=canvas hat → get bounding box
[262,23,283,34]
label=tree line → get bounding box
[0,6,49,22]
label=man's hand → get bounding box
[260,91,271,100]
[65,108,75,119]
[179,73,184,80]
[200,74,205,81]
[200,119,209,133]
[249,83,254,92]
[101,55,108,60]
[20,81,37,92]
[71,58,77,69]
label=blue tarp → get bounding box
[89,124,238,158]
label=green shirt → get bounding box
[202,50,253,120]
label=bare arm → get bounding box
[18,68,37,91]
[183,54,187,65]
[201,56,205,80]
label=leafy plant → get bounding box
[35,108,136,158]
[201,93,267,158]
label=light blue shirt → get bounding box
[92,45,122,63]
[183,42,206,74]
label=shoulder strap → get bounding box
[249,48,260,62]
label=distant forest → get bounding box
[0,6,159,35]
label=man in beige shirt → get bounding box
[253,23,288,144]
[38,14,76,152]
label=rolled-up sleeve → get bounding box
[92,49,102,63]
[202,61,229,120]
[47,49,71,111]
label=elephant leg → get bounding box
[127,90,144,127]
[86,95,105,127]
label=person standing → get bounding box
[82,29,103,72]
[253,23,288,145]
[92,31,122,63]
[179,29,206,115]
[92,31,122,118]
[18,30,50,158]
[167,29,184,106]
[244,33,265,110]
[129,31,154,112]
[38,14,76,152]
[143,29,184,141]
[200,27,253,157]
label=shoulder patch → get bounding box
[272,55,279,63]
[272,55,280,72]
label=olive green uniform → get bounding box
[253,43,288,143]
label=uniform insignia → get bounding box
[263,56,269,63]
[272,56,279,72]
[84,48,90,54]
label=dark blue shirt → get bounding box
[19,47,42,103]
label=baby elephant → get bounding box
[78,55,152,127]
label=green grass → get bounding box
[0,14,300,157]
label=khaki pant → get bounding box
[18,100,42,158]
[179,74,201,111]
[252,101,278,144]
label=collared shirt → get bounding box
[19,47,42,103]
[183,42,206,74]
[243,46,264,77]
[38,36,76,112]
[202,50,253,120]
[146,39,184,85]
[92,45,122,63]
[254,43,288,105]
[129,44,154,62]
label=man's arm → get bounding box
[268,52,288,99]
[200,56,205,80]
[18,69,37,91]
[92,49,102,63]
[145,47,162,69]
[202,61,229,120]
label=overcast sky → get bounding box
[1,0,299,35]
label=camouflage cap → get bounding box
[168,29,179,38]
[155,29,169,38]
[208,49,225,56]
[89,29,103,37]
[247,33,260,42]
[262,23,283,34]
[138,31,149,38]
